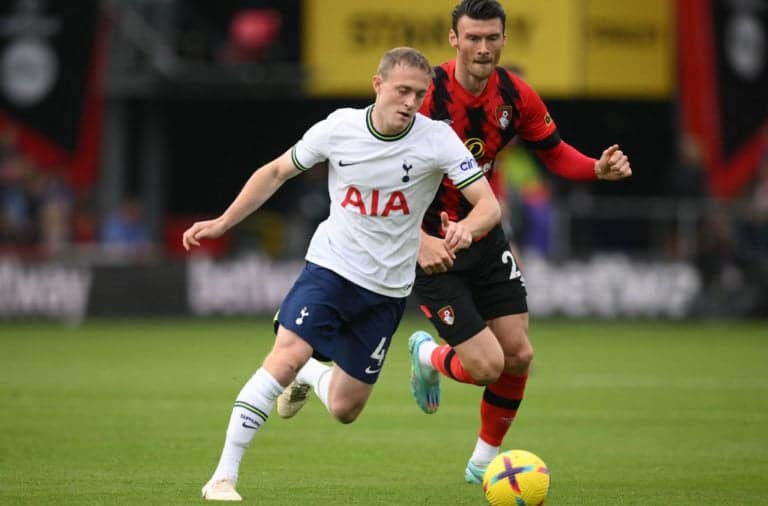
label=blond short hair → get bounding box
[376,47,435,80]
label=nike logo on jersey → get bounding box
[338,160,363,167]
[364,366,381,374]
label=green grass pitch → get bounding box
[1,317,767,505]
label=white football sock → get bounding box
[212,368,283,481]
[470,438,500,466]
[418,339,438,369]
[296,358,332,411]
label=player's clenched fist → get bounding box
[441,211,472,253]
[594,144,632,181]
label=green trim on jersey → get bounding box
[290,145,310,171]
[366,106,415,142]
[455,171,485,189]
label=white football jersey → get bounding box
[291,106,483,297]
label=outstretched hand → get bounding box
[182,218,228,251]
[595,144,632,181]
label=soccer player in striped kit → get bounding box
[407,0,632,483]
[183,47,501,501]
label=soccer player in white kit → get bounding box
[182,47,501,502]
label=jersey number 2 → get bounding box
[502,251,522,280]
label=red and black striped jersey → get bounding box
[419,59,560,236]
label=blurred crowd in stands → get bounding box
[693,149,768,317]
[0,126,153,262]
[1,119,767,316]
[496,130,768,317]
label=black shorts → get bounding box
[412,226,527,346]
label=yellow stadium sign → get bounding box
[303,0,673,98]
[583,0,674,97]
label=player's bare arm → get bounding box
[182,150,300,250]
[594,144,632,180]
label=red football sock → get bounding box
[430,344,477,384]
[478,373,528,446]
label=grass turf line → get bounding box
[0,318,766,505]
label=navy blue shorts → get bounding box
[277,262,407,384]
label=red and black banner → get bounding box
[0,0,106,189]
[678,0,768,199]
